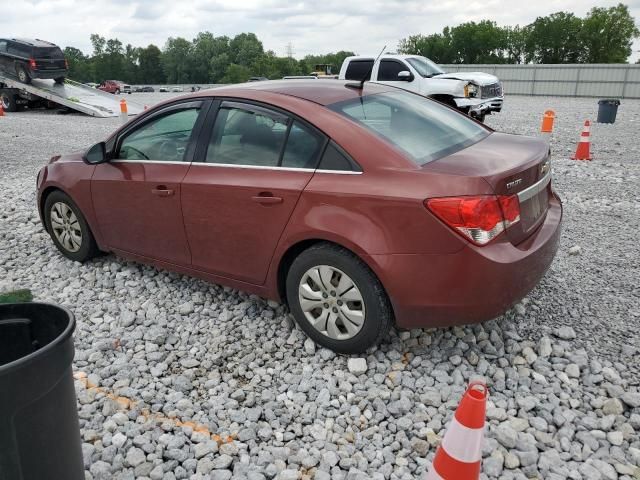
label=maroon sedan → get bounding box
[36,81,561,353]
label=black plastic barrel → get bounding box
[597,99,621,124]
[0,303,83,480]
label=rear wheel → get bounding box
[54,77,65,85]
[0,92,18,112]
[15,64,31,84]
[286,243,393,354]
[44,191,99,262]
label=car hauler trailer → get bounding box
[0,75,144,117]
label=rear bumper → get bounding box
[31,69,67,80]
[368,194,562,329]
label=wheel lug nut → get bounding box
[337,300,343,306]
[322,293,328,298]
[330,290,336,296]
[323,303,329,308]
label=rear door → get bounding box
[91,99,209,264]
[181,100,326,284]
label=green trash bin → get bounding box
[597,99,620,124]
[0,303,84,480]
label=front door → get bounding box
[182,101,326,284]
[91,100,207,265]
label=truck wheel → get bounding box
[15,65,31,84]
[54,77,65,85]
[0,92,18,112]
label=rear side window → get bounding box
[206,104,288,167]
[281,121,324,169]
[344,60,373,81]
[8,44,30,57]
[330,91,489,165]
[378,60,409,81]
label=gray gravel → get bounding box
[1,94,639,479]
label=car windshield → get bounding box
[406,57,445,77]
[329,91,489,165]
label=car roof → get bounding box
[8,38,60,48]
[208,80,395,106]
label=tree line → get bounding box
[64,32,354,85]
[399,3,639,64]
[63,3,638,85]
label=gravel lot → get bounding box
[1,92,639,480]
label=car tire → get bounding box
[0,92,18,112]
[114,89,120,95]
[286,242,393,354]
[15,64,31,84]
[54,77,65,85]
[44,190,99,262]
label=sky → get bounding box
[4,0,640,62]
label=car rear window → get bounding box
[35,47,64,59]
[328,91,489,165]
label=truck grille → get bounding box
[481,83,502,99]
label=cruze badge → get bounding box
[506,178,522,190]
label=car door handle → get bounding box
[151,186,174,197]
[251,194,283,205]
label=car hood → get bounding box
[434,72,499,86]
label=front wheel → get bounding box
[286,243,393,354]
[44,191,99,262]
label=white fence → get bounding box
[440,64,640,99]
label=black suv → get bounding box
[0,38,68,84]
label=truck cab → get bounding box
[339,54,503,121]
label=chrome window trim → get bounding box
[110,160,188,165]
[189,163,363,174]
[517,171,551,203]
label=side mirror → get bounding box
[397,71,414,81]
[83,142,108,164]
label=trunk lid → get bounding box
[424,132,552,245]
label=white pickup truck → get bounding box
[339,54,503,121]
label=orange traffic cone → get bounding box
[424,381,488,479]
[540,110,555,133]
[120,99,128,124]
[572,120,592,160]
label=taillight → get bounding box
[425,195,520,246]
[29,58,37,69]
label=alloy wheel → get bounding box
[298,265,365,340]
[50,202,83,253]
[17,68,28,83]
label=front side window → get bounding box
[117,107,201,162]
[329,91,489,165]
[206,104,289,167]
[378,60,409,81]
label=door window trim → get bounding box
[194,97,342,172]
[111,99,212,164]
